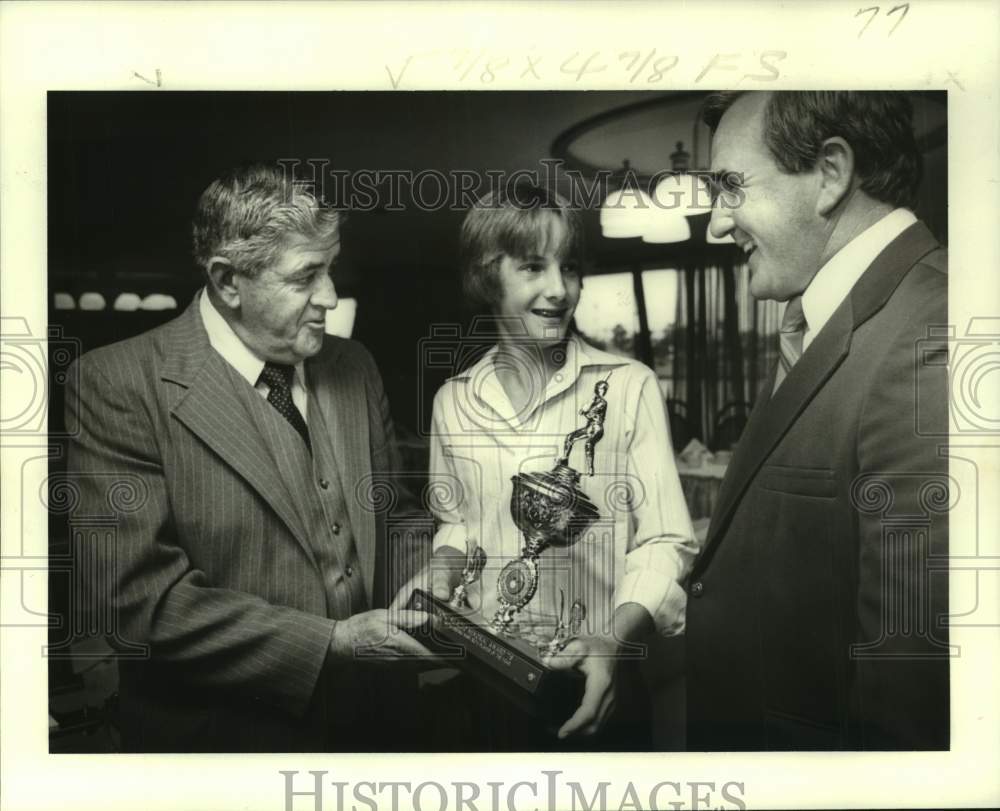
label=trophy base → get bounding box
[407,589,584,725]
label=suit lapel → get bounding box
[234,370,318,553]
[307,343,376,602]
[160,298,318,569]
[703,305,853,557]
[700,222,941,566]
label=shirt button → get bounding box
[318,478,329,490]
[345,565,354,577]
[690,581,705,597]
[331,522,341,535]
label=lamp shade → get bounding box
[602,219,648,239]
[141,293,178,311]
[113,293,142,311]
[53,292,76,310]
[79,292,106,311]
[706,228,735,245]
[650,173,712,218]
[324,297,358,338]
[641,212,691,244]
[600,187,653,239]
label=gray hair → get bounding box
[192,163,340,277]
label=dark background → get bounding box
[47,90,947,440]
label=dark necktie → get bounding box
[258,362,310,450]
[773,295,808,394]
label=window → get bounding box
[641,268,680,398]
[574,273,640,360]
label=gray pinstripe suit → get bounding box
[66,297,416,751]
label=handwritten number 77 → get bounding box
[856,5,910,38]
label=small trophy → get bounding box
[449,545,487,610]
[407,375,612,722]
[541,591,587,657]
[568,599,587,637]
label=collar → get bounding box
[801,208,917,348]
[449,332,629,427]
[198,288,306,389]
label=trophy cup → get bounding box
[407,377,611,721]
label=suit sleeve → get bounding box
[855,287,950,749]
[356,343,405,476]
[354,343,432,596]
[66,353,335,719]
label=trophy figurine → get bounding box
[559,378,609,476]
[449,545,487,609]
[541,591,587,657]
[491,375,611,636]
[568,598,586,637]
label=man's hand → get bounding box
[543,635,619,739]
[390,545,467,610]
[328,608,436,664]
[390,564,456,610]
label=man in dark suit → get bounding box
[66,164,433,752]
[686,92,949,750]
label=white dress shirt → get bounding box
[428,333,698,640]
[199,289,309,420]
[801,208,917,351]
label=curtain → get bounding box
[669,258,782,443]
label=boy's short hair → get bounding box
[459,183,583,311]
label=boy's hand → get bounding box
[543,635,619,739]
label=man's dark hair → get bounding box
[701,91,923,210]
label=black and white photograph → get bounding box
[2,3,998,810]
[43,87,952,757]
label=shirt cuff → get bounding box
[614,566,688,637]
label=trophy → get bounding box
[407,376,611,721]
[449,546,487,610]
[541,591,587,658]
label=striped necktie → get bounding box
[773,296,807,394]
[258,362,311,450]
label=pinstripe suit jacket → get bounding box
[66,297,410,751]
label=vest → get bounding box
[234,365,368,620]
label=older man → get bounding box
[66,164,432,752]
[686,92,949,750]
